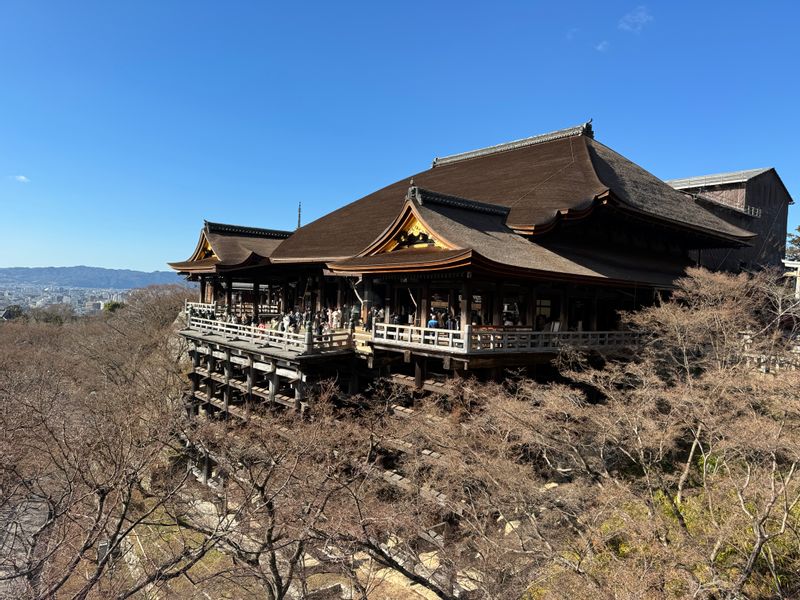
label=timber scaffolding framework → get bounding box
[180,300,639,405]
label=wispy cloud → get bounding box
[565,27,579,41]
[11,175,30,184]
[618,6,653,33]
[595,40,610,52]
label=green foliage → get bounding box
[787,225,800,261]
[1,304,24,319]
[28,303,76,325]
[103,300,125,313]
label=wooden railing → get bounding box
[373,323,468,351]
[469,328,637,353]
[373,323,637,354]
[188,317,636,356]
[186,316,354,354]
[186,301,282,318]
[186,301,217,313]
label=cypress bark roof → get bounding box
[272,125,753,263]
[328,186,689,288]
[169,221,293,274]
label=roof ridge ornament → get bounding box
[408,186,510,216]
[431,120,594,168]
[204,221,293,239]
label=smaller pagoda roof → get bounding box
[168,221,293,275]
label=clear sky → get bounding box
[1,1,798,271]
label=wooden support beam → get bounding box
[559,289,568,329]
[414,356,425,390]
[225,275,233,315]
[361,276,373,325]
[493,282,504,326]
[247,355,254,404]
[526,286,535,328]
[460,280,471,328]
[269,369,278,406]
[384,282,392,323]
[223,349,232,415]
[315,274,323,313]
[420,281,430,327]
[253,282,260,323]
[202,451,211,485]
[207,354,216,400]
[294,376,306,412]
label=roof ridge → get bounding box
[204,221,293,239]
[431,120,593,168]
[407,186,510,216]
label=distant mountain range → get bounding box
[0,266,188,289]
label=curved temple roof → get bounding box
[328,186,689,287]
[271,123,753,263]
[169,221,292,274]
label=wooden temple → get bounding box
[169,122,791,410]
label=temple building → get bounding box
[169,122,792,410]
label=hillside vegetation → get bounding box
[0,270,799,599]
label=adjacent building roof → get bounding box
[666,168,772,190]
[272,123,753,263]
[169,221,293,274]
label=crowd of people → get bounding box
[188,303,559,334]
[188,304,363,335]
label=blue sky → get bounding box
[1,1,798,271]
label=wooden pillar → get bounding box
[269,367,278,406]
[225,276,233,315]
[202,451,211,485]
[420,281,430,327]
[526,286,535,328]
[414,356,426,389]
[361,277,373,325]
[460,280,472,329]
[247,356,254,405]
[445,287,453,322]
[336,278,344,309]
[207,354,216,400]
[348,369,359,395]
[590,288,598,331]
[253,282,260,323]
[384,282,392,323]
[223,350,232,415]
[280,283,287,314]
[492,283,504,326]
[315,275,324,312]
[559,289,568,328]
[199,276,207,303]
[294,374,306,412]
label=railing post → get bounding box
[305,325,314,353]
[464,324,472,353]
